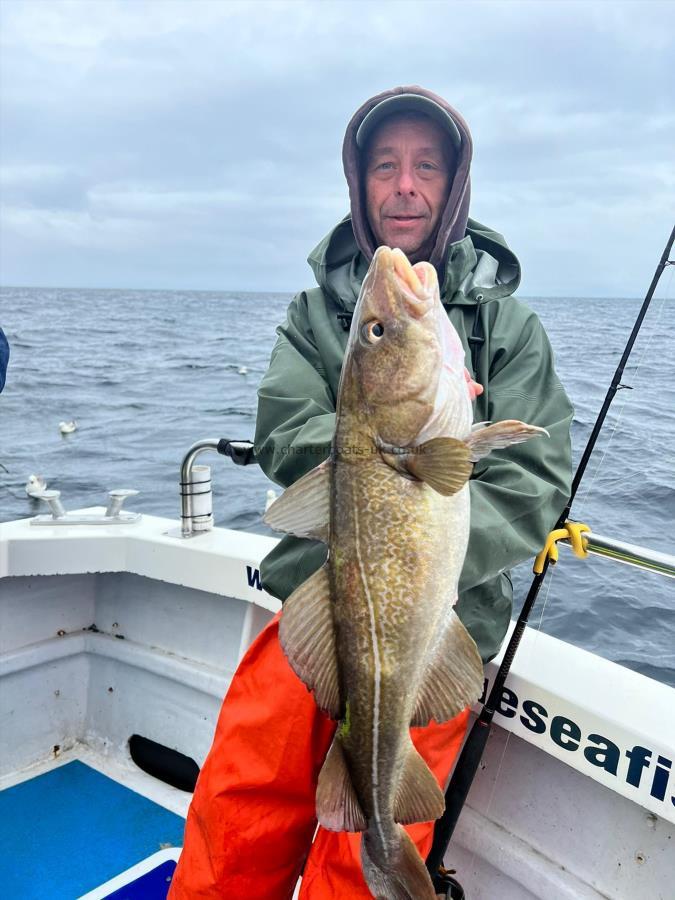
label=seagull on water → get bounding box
[265,489,278,512]
[26,474,47,497]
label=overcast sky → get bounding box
[1,0,673,297]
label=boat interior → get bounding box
[1,502,674,899]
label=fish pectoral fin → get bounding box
[411,609,484,727]
[464,419,549,462]
[316,734,367,832]
[263,460,331,541]
[394,741,445,825]
[278,565,340,718]
[405,438,473,496]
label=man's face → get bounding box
[364,114,453,263]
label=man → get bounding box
[170,86,573,899]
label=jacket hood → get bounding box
[342,85,473,281]
[308,214,521,311]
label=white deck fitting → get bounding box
[2,510,675,899]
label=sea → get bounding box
[1,285,673,688]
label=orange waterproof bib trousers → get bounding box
[169,613,470,899]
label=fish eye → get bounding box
[363,321,385,343]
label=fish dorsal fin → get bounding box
[316,734,367,832]
[465,419,549,462]
[405,437,473,496]
[394,740,445,825]
[411,609,484,728]
[278,565,340,718]
[263,460,330,542]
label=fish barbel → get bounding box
[265,246,547,898]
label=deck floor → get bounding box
[0,760,185,899]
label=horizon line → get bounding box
[0,283,644,301]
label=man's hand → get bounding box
[464,366,483,401]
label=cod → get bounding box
[265,246,546,899]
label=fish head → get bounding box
[340,246,472,448]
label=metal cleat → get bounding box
[30,488,141,526]
[105,489,140,518]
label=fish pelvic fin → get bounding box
[278,565,340,718]
[411,609,484,727]
[316,733,367,832]
[465,419,549,462]
[263,460,330,541]
[394,741,445,825]
[404,437,473,496]
[361,824,436,900]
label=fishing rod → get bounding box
[427,223,675,897]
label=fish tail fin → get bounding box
[361,824,436,900]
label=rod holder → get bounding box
[169,438,256,539]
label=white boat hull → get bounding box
[1,511,673,898]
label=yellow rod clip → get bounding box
[533,521,591,574]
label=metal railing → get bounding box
[177,438,674,582]
[562,531,675,579]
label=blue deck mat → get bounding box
[0,760,185,899]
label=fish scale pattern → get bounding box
[330,450,471,815]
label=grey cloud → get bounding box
[0,0,673,294]
[1,164,90,211]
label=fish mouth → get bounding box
[369,246,438,319]
[391,249,436,317]
[391,248,424,296]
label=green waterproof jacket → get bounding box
[254,215,573,663]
